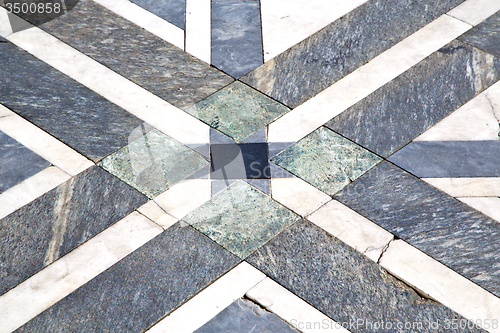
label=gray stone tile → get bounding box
[211,0,263,78]
[39,0,232,109]
[0,130,50,194]
[0,43,146,162]
[0,36,6,42]
[136,0,186,30]
[15,222,239,332]
[246,220,485,333]
[195,298,299,333]
[388,141,500,177]
[0,166,148,296]
[326,40,500,158]
[460,11,500,58]
[240,0,463,108]
[334,161,500,298]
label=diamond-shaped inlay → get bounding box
[185,81,290,142]
[183,181,299,258]
[272,127,382,196]
[99,129,208,198]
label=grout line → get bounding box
[0,212,163,333]
[0,166,71,220]
[267,14,472,143]
[145,262,266,333]
[185,0,211,64]
[0,8,210,145]
[246,277,351,333]
[0,104,94,176]
[91,0,185,50]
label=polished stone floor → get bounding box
[1,0,500,332]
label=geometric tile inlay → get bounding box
[99,129,208,198]
[185,81,290,142]
[272,127,382,196]
[183,181,299,258]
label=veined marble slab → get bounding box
[0,42,145,162]
[246,220,482,333]
[39,0,232,109]
[458,197,500,223]
[272,127,381,196]
[334,161,500,298]
[388,141,500,177]
[448,0,500,26]
[183,181,299,259]
[460,11,500,58]
[0,166,147,296]
[186,81,289,142]
[211,0,263,78]
[0,131,50,194]
[326,40,500,158]
[14,222,239,332]
[241,0,463,108]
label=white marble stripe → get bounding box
[447,0,500,26]
[308,200,394,263]
[154,179,211,219]
[185,0,210,64]
[458,197,500,223]
[0,10,210,145]
[422,178,500,197]
[0,1,12,36]
[145,262,266,333]
[137,200,179,230]
[91,0,184,50]
[415,81,500,141]
[0,212,163,333]
[246,278,351,333]
[267,14,472,143]
[0,104,93,176]
[0,166,70,220]
[261,0,368,62]
[379,240,500,333]
[271,177,331,217]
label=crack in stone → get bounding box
[376,237,394,264]
[483,92,500,137]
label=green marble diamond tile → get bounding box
[185,81,290,142]
[272,127,382,196]
[99,129,208,198]
[183,181,299,259]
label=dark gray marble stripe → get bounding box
[240,0,463,108]
[15,222,239,333]
[0,130,51,194]
[0,166,147,296]
[388,141,500,177]
[460,11,500,58]
[247,220,483,333]
[195,298,298,333]
[0,43,146,162]
[39,0,233,109]
[130,0,186,30]
[211,0,263,78]
[334,161,500,298]
[326,40,500,158]
[0,36,6,42]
